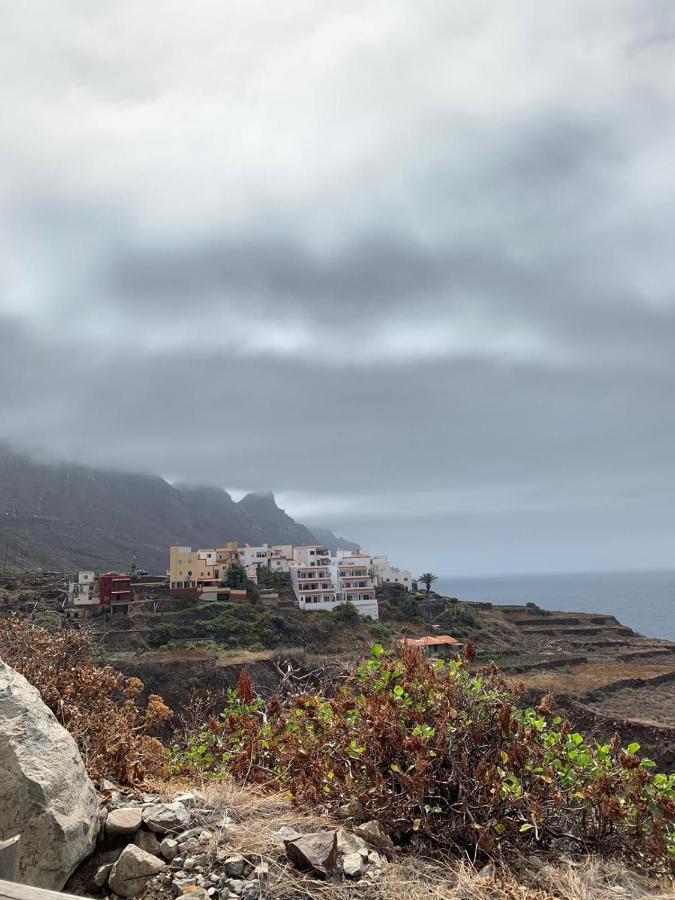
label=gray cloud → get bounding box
[1,1,675,574]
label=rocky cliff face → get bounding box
[0,660,103,889]
[0,447,354,572]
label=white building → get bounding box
[268,545,293,573]
[370,556,413,591]
[67,571,98,618]
[237,545,271,569]
[289,545,337,611]
[333,550,379,619]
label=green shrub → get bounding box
[173,645,674,866]
[332,602,360,625]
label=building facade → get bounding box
[289,546,379,618]
[169,542,238,591]
[67,570,98,618]
[289,545,337,610]
[370,556,413,591]
[333,550,378,619]
[99,573,134,615]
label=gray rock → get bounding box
[107,808,143,836]
[343,852,363,878]
[94,863,114,887]
[0,659,103,890]
[284,831,338,877]
[108,844,165,898]
[368,849,385,867]
[478,863,495,880]
[179,838,199,855]
[223,855,246,878]
[227,881,245,896]
[240,884,260,900]
[207,890,218,898]
[183,855,208,871]
[336,829,369,855]
[274,826,301,843]
[134,830,162,855]
[173,856,185,868]
[143,801,190,833]
[253,861,269,878]
[160,837,179,861]
[354,820,394,852]
[177,827,203,843]
[171,874,198,896]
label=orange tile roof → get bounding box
[402,635,463,647]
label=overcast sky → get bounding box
[2,1,675,576]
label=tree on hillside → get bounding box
[224,561,248,589]
[419,572,438,594]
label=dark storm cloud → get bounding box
[2,0,675,573]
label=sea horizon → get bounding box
[434,567,675,643]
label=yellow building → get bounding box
[169,542,238,590]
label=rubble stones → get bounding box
[177,827,204,843]
[134,830,162,855]
[108,845,165,898]
[160,838,180,861]
[343,852,364,878]
[284,831,338,877]
[172,874,198,896]
[143,801,190,833]
[223,855,247,878]
[94,863,114,887]
[354,820,394,852]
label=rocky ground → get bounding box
[66,783,672,900]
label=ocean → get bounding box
[434,569,675,643]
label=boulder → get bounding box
[108,844,164,898]
[0,660,103,890]
[142,801,190,833]
[107,808,143,835]
[284,831,337,877]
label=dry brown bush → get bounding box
[0,617,170,786]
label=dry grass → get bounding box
[514,661,675,696]
[153,780,674,900]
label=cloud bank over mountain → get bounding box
[2,1,675,574]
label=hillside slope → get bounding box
[0,447,348,572]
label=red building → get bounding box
[99,573,134,614]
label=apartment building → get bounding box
[289,546,379,619]
[333,549,379,619]
[289,545,337,611]
[99,572,134,614]
[66,570,98,618]
[370,556,414,591]
[168,542,238,591]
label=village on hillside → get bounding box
[62,541,415,622]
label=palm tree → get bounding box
[419,572,438,594]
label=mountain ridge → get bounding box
[0,446,356,573]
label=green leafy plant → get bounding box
[172,645,674,867]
